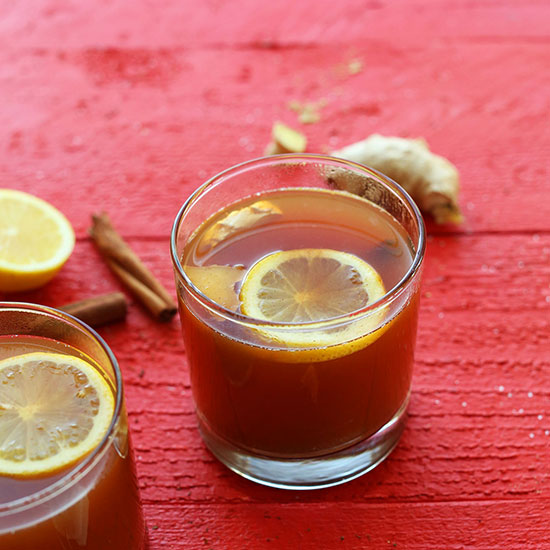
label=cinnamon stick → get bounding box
[107,260,176,322]
[90,213,177,321]
[60,292,128,327]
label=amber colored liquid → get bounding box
[180,188,419,457]
[0,337,147,550]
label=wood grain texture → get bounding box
[1,43,549,235]
[144,501,550,549]
[1,0,549,548]
[2,0,550,48]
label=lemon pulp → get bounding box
[0,352,115,477]
[239,248,388,356]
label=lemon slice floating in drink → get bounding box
[0,352,115,477]
[0,189,75,292]
[240,248,388,359]
[185,264,245,310]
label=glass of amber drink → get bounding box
[0,303,146,549]
[171,155,425,489]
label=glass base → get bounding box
[199,395,409,490]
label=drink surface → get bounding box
[179,188,419,457]
[0,336,145,550]
[184,188,413,308]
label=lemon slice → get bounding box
[185,265,245,310]
[0,352,115,477]
[240,248,388,355]
[0,189,75,292]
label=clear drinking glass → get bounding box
[0,303,147,549]
[171,154,425,489]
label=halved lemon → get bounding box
[0,352,115,477]
[0,189,75,292]
[239,248,388,358]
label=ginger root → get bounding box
[264,122,307,155]
[331,134,462,224]
[197,200,282,256]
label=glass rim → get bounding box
[170,153,426,329]
[0,302,124,516]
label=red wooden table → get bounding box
[1,1,550,548]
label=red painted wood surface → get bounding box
[1,1,550,548]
